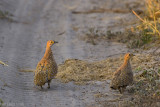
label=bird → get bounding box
[34,40,58,89]
[110,53,134,94]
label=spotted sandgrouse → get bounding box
[34,40,58,89]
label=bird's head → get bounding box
[124,53,134,61]
[47,40,58,47]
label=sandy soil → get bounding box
[0,0,144,107]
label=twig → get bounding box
[155,70,160,77]
[57,31,65,35]
[107,52,126,58]
[0,60,8,66]
[152,45,160,54]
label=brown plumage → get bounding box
[34,40,58,89]
[110,53,134,93]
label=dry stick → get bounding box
[57,31,65,35]
[72,8,129,14]
[106,52,126,58]
[0,60,8,66]
[132,10,144,22]
[155,69,160,77]
[152,44,160,54]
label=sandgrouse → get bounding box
[110,53,134,93]
[34,40,58,89]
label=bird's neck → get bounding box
[43,46,53,59]
[124,59,129,64]
[122,59,130,69]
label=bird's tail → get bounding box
[110,85,116,89]
[34,71,47,86]
[110,82,117,90]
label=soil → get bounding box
[0,0,159,107]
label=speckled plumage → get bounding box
[34,40,58,89]
[110,53,134,93]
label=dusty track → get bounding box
[0,0,138,106]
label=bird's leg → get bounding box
[41,86,43,89]
[121,87,125,93]
[118,87,125,94]
[48,83,50,89]
[118,87,123,94]
[111,87,123,96]
[47,80,51,89]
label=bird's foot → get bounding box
[48,82,50,89]
[47,86,50,89]
[118,87,125,94]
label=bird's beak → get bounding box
[54,41,58,44]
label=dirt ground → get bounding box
[0,0,159,107]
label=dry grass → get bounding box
[0,10,13,21]
[81,27,157,48]
[19,69,35,72]
[72,8,129,14]
[145,0,160,19]
[132,0,160,37]
[0,60,8,66]
[56,53,159,84]
[56,59,113,84]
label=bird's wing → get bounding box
[110,69,122,89]
[35,61,46,76]
[34,70,47,86]
[36,61,44,71]
[43,58,58,80]
[113,68,122,76]
[34,61,48,85]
